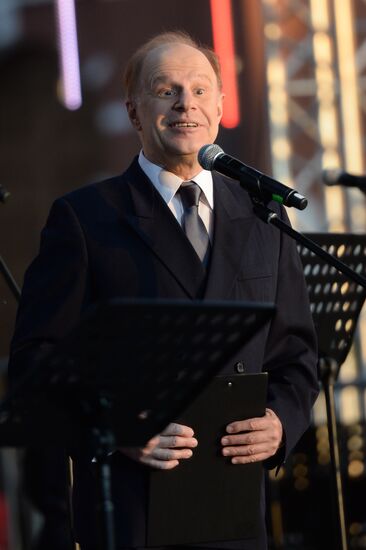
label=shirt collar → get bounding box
[138,150,214,208]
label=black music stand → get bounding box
[298,233,366,550]
[1,298,275,550]
[250,197,366,550]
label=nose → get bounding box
[174,89,196,111]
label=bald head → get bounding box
[123,31,222,100]
[140,43,220,100]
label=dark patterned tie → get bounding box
[179,182,211,264]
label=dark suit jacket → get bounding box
[9,158,319,549]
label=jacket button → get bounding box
[235,361,245,373]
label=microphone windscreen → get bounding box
[198,144,224,170]
[322,168,344,185]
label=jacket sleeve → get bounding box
[263,205,319,467]
[8,197,89,384]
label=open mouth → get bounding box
[169,122,199,128]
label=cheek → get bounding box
[148,109,168,130]
[206,110,221,131]
[203,102,222,123]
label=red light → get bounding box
[210,0,240,128]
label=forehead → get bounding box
[140,43,217,86]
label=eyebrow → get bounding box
[150,73,213,88]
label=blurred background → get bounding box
[0,0,366,548]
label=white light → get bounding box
[55,0,82,110]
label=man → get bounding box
[9,31,319,549]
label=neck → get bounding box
[164,163,201,180]
[144,151,202,180]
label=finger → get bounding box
[223,427,282,450]
[266,407,280,419]
[152,447,193,461]
[222,443,271,458]
[231,451,272,464]
[159,435,198,449]
[118,444,190,469]
[226,416,273,434]
[161,423,195,438]
[221,431,267,447]
[265,408,283,439]
[144,435,161,450]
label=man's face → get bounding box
[126,43,224,173]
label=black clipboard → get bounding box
[147,372,268,546]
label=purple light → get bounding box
[55,0,82,110]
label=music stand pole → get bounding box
[320,357,348,550]
[89,394,116,550]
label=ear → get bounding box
[126,100,142,131]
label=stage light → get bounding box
[210,0,240,128]
[310,0,330,32]
[55,0,82,111]
[340,386,361,425]
[334,0,363,174]
[348,460,364,478]
[264,23,282,41]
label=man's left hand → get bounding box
[221,408,283,464]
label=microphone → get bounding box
[0,184,10,204]
[198,144,308,210]
[323,169,366,193]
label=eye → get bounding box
[195,88,205,96]
[157,88,177,97]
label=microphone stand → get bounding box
[251,197,366,550]
[0,256,20,302]
[0,185,20,301]
[253,200,366,288]
[0,195,24,547]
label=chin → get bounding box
[168,140,208,157]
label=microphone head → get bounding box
[322,168,344,185]
[198,143,224,170]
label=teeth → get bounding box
[171,122,198,127]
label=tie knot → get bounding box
[179,182,201,209]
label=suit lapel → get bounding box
[121,160,206,298]
[204,174,255,299]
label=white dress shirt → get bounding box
[138,150,214,241]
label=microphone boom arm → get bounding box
[252,198,366,289]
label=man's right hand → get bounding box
[119,422,198,470]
